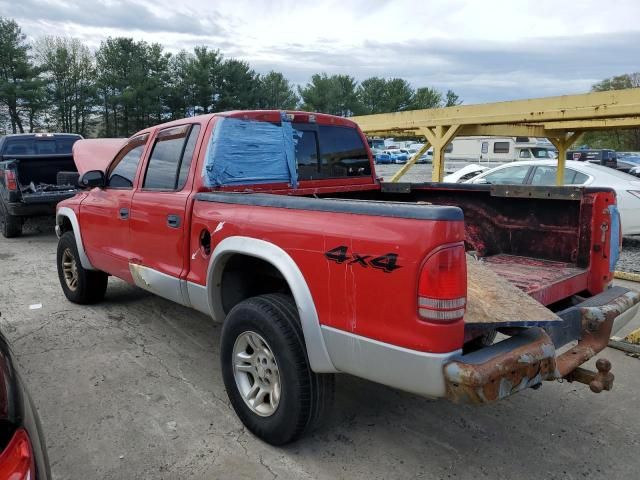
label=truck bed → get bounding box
[315,181,605,307]
[482,254,588,305]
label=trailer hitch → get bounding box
[565,358,614,393]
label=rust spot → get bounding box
[444,328,556,404]
[444,290,640,404]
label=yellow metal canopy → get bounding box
[352,88,640,184]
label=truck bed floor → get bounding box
[482,254,588,306]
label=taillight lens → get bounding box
[418,245,467,323]
[5,170,18,191]
[0,429,34,480]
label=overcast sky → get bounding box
[2,0,639,104]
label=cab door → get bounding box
[80,134,149,281]
[128,124,202,302]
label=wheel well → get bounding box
[58,215,73,234]
[220,254,292,315]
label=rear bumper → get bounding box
[443,286,640,403]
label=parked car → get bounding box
[55,110,638,445]
[406,145,432,163]
[0,330,50,479]
[0,133,82,237]
[566,149,617,168]
[442,164,489,183]
[467,159,640,234]
[615,159,640,177]
[379,149,407,164]
[613,154,640,176]
[374,150,392,164]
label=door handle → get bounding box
[167,214,181,228]
[119,208,129,220]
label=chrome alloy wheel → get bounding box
[62,248,78,291]
[232,331,281,416]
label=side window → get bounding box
[482,165,531,184]
[481,142,488,154]
[530,166,557,185]
[519,149,531,159]
[107,135,148,188]
[144,124,199,190]
[318,125,371,178]
[494,142,510,154]
[294,127,320,180]
[572,170,589,184]
[530,166,589,185]
[177,125,201,189]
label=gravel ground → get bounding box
[375,163,433,183]
[0,217,639,479]
[620,241,640,273]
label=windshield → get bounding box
[531,148,551,158]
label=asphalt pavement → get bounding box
[0,216,638,480]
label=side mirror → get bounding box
[80,170,105,189]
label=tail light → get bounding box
[418,245,467,323]
[5,170,17,191]
[0,429,34,479]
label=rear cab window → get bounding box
[203,115,372,187]
[295,125,371,180]
[2,136,80,155]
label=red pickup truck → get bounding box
[55,110,640,445]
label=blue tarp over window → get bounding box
[203,112,298,188]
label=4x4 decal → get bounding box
[324,245,401,273]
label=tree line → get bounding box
[0,17,462,138]
[581,73,640,151]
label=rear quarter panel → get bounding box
[186,201,466,353]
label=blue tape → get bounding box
[203,114,299,187]
[609,204,620,271]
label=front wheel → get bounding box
[57,231,108,304]
[220,294,334,445]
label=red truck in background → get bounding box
[55,110,640,445]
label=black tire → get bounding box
[56,171,80,186]
[0,202,22,238]
[221,293,334,445]
[57,231,108,304]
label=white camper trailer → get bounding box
[445,136,556,166]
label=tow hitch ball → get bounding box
[566,358,614,393]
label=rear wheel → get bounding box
[57,231,108,304]
[0,202,22,238]
[221,293,334,445]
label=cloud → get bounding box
[3,0,639,104]
[0,0,223,35]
